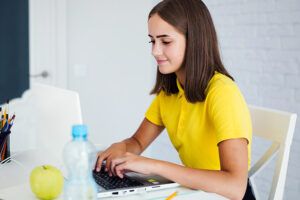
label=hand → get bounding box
[112,152,155,178]
[95,142,127,175]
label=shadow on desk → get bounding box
[0,149,63,189]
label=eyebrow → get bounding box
[148,34,171,38]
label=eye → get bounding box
[148,40,155,44]
[162,41,171,45]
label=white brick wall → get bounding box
[150,0,300,199]
[206,0,300,199]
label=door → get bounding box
[29,0,68,88]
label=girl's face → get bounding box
[148,14,186,75]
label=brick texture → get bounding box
[150,0,300,199]
[205,1,300,199]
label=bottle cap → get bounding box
[72,125,88,139]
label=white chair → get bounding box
[0,83,82,188]
[8,83,83,157]
[248,105,297,200]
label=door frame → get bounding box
[29,0,68,88]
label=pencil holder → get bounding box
[0,130,11,163]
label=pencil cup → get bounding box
[0,130,11,163]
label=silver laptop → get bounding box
[93,164,179,198]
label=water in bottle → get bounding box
[63,125,98,200]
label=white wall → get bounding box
[66,0,156,150]
[202,1,300,199]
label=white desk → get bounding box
[0,150,227,200]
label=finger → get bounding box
[113,157,128,177]
[115,163,127,178]
[111,158,125,176]
[95,151,108,172]
[110,160,116,176]
[106,157,113,176]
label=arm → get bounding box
[114,138,248,200]
[95,118,164,173]
[124,118,165,154]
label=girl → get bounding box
[95,0,255,199]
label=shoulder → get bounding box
[207,72,237,93]
[205,72,249,116]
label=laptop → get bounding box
[93,163,179,198]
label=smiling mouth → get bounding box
[157,60,168,65]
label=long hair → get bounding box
[149,0,233,103]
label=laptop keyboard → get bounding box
[93,168,143,190]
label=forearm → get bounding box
[122,118,164,155]
[151,160,247,200]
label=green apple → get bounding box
[30,165,64,200]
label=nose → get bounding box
[152,42,163,57]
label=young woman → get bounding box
[95,0,255,199]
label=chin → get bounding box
[158,66,175,75]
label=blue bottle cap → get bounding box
[72,125,88,139]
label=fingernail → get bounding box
[96,167,100,172]
[105,168,108,172]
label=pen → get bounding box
[7,118,15,132]
[8,114,15,124]
[0,130,10,157]
[2,109,7,127]
[165,191,178,200]
[2,122,8,132]
[1,140,7,160]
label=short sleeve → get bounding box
[207,84,252,144]
[145,94,164,126]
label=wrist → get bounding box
[131,136,143,152]
[111,141,126,151]
[123,138,142,154]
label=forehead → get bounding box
[148,14,182,37]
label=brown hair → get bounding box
[149,0,234,103]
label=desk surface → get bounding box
[0,150,227,200]
[0,183,227,200]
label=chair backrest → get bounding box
[8,83,83,163]
[248,105,297,200]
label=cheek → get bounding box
[167,44,185,64]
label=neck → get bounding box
[175,68,186,88]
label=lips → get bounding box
[157,60,168,65]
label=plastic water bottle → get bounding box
[63,125,98,200]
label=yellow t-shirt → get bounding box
[145,72,252,170]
